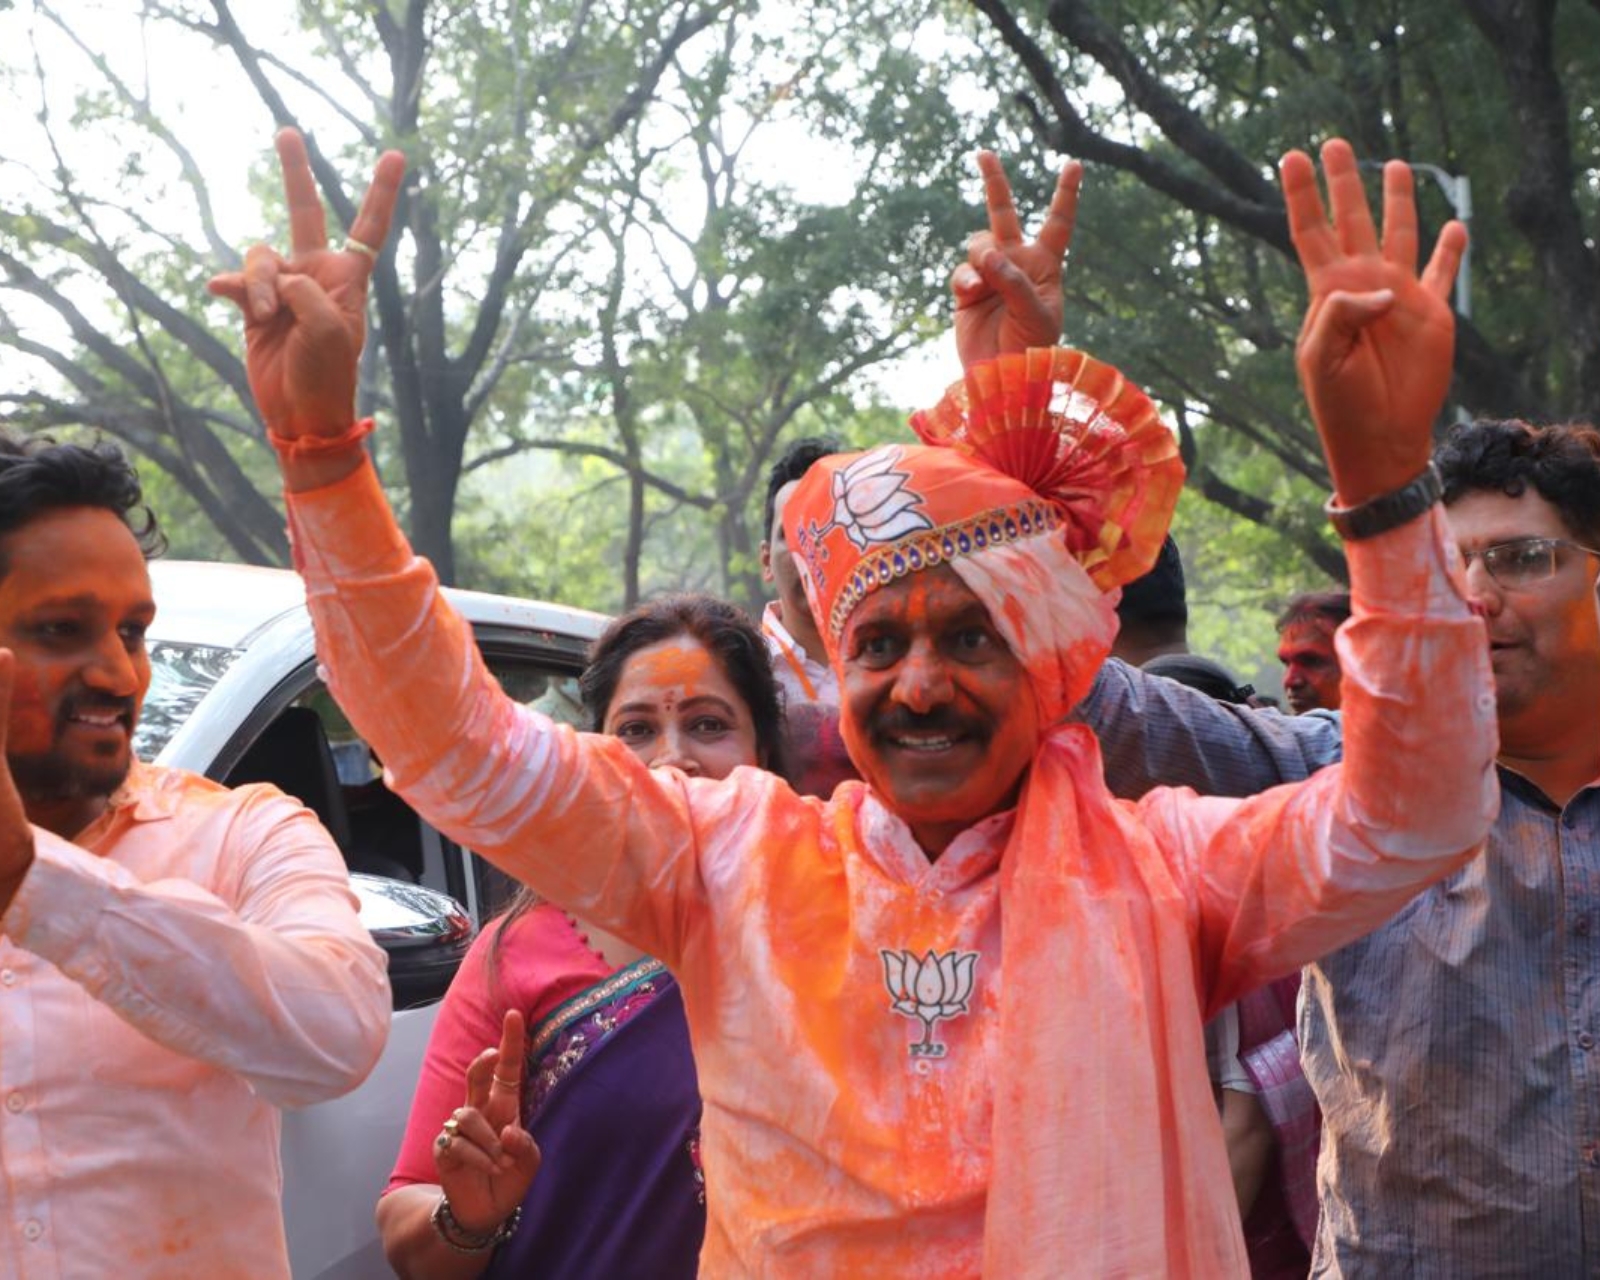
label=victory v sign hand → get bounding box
[209,130,404,486]
[1281,139,1467,504]
[952,151,1082,370]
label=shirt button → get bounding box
[5,1092,25,1113]
[1590,1148,1600,1170]
[1582,1033,1597,1051]
[21,1220,42,1242]
[1577,917,1592,936]
[0,969,15,986]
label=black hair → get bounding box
[762,436,842,543]
[1275,590,1352,635]
[579,592,785,770]
[0,430,165,572]
[1141,652,1255,705]
[1435,417,1600,547]
[1116,535,1187,631]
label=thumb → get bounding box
[950,263,990,305]
[276,272,349,339]
[1300,289,1395,369]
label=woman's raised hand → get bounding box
[432,1009,542,1236]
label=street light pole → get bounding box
[1357,159,1472,319]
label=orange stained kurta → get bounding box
[287,459,1497,1278]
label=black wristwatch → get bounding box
[1324,463,1442,541]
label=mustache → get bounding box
[871,709,986,739]
[59,692,137,725]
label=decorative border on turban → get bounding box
[785,348,1185,677]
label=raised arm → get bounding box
[1149,141,1491,1003]
[210,132,750,962]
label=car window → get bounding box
[223,647,589,927]
[133,641,241,761]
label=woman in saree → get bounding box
[376,593,785,1278]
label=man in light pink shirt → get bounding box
[0,432,389,1279]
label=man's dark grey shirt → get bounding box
[1081,659,1600,1276]
[1303,768,1600,1278]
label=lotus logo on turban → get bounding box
[827,447,933,550]
[881,948,979,1059]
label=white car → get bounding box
[141,561,605,1279]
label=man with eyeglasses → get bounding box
[1073,420,1600,1273]
[1276,415,1600,1277]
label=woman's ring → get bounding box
[343,236,378,260]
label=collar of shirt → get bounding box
[762,601,833,703]
[855,788,1016,891]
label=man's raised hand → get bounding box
[1282,139,1467,505]
[208,129,404,449]
[952,151,1081,370]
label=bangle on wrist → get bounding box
[267,417,374,461]
[1325,462,1441,541]
[430,1195,521,1254]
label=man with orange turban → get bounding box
[215,131,1493,1276]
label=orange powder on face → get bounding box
[629,643,718,700]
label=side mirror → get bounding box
[351,873,475,1010]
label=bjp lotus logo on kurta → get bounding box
[881,948,978,1059]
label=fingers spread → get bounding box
[1280,149,1336,273]
[1321,138,1379,258]
[347,150,406,267]
[275,128,328,257]
[1421,221,1468,302]
[1034,159,1082,260]
[977,150,1023,246]
[1380,160,1419,275]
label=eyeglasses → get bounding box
[1459,537,1600,588]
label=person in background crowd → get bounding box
[1275,591,1351,713]
[1151,655,1316,1279]
[214,126,1492,1275]
[377,593,782,1278]
[1299,418,1600,1276]
[0,431,388,1279]
[1112,534,1191,666]
[759,436,856,796]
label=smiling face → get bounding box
[1448,487,1600,752]
[1276,618,1343,713]
[602,636,762,780]
[838,564,1039,856]
[0,506,155,836]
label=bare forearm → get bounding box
[377,1185,497,1280]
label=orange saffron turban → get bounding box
[784,347,1185,721]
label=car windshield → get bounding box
[133,640,241,761]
